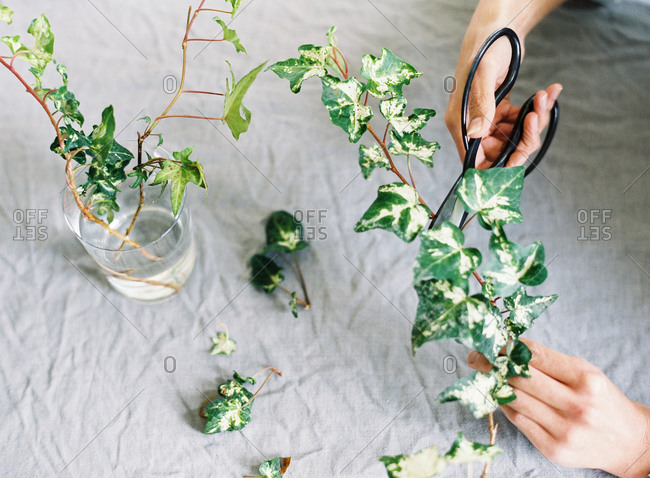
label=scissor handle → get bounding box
[461,27,522,162]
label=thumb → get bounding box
[466,65,498,138]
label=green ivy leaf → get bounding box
[50,124,91,163]
[320,75,373,143]
[411,279,507,362]
[258,457,291,478]
[214,17,245,54]
[224,0,243,17]
[0,5,13,24]
[210,332,237,356]
[360,48,421,98]
[358,144,390,180]
[49,85,84,125]
[1,34,28,54]
[503,287,558,338]
[233,371,256,385]
[139,116,152,124]
[326,25,337,47]
[456,167,525,229]
[289,292,299,318]
[501,339,532,378]
[437,369,515,419]
[89,105,116,163]
[413,222,481,285]
[223,61,266,140]
[444,432,502,464]
[250,254,284,294]
[264,210,309,253]
[203,376,253,434]
[25,14,54,73]
[388,131,439,167]
[354,182,429,242]
[267,45,331,94]
[483,225,548,297]
[380,444,447,477]
[151,146,206,216]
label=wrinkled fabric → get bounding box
[0,1,648,477]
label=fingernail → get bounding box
[549,86,563,104]
[466,117,482,136]
[468,350,479,365]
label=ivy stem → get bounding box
[382,123,390,144]
[473,271,485,286]
[247,368,283,404]
[116,132,146,254]
[460,213,477,232]
[291,252,311,309]
[155,114,225,121]
[195,8,231,14]
[185,38,226,43]
[481,412,498,478]
[406,155,416,189]
[216,321,230,341]
[182,89,225,96]
[333,46,349,77]
[277,284,308,308]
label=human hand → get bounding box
[444,24,562,169]
[467,338,650,477]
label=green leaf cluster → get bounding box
[250,211,310,318]
[411,167,556,417]
[210,332,237,356]
[152,146,207,216]
[203,371,256,434]
[379,432,501,477]
[269,28,439,245]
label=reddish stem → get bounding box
[156,114,225,121]
[182,89,225,96]
[185,38,225,43]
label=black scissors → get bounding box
[430,27,559,230]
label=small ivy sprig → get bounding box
[251,211,311,318]
[269,28,558,477]
[244,457,291,478]
[200,367,283,434]
[210,322,237,356]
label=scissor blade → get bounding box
[431,186,460,228]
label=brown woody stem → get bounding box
[481,412,498,478]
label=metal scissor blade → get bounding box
[431,174,466,229]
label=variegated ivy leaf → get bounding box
[504,286,558,338]
[502,339,533,378]
[267,44,330,93]
[354,183,430,242]
[360,48,422,98]
[203,373,254,434]
[413,221,481,285]
[444,432,502,465]
[456,167,525,229]
[359,144,390,179]
[379,96,407,120]
[214,18,245,54]
[411,279,507,362]
[250,254,284,294]
[379,433,500,478]
[380,98,436,135]
[388,130,439,167]
[210,332,237,356]
[483,225,548,297]
[437,369,516,419]
[258,457,292,478]
[0,5,13,24]
[289,292,299,318]
[265,210,309,253]
[320,75,373,143]
[380,443,446,478]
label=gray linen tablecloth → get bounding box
[0,1,648,477]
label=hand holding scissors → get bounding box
[433,28,560,229]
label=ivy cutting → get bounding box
[269,27,557,477]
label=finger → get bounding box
[502,388,566,436]
[466,60,500,138]
[508,365,575,411]
[517,338,586,386]
[506,111,540,167]
[500,404,557,455]
[467,350,492,372]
